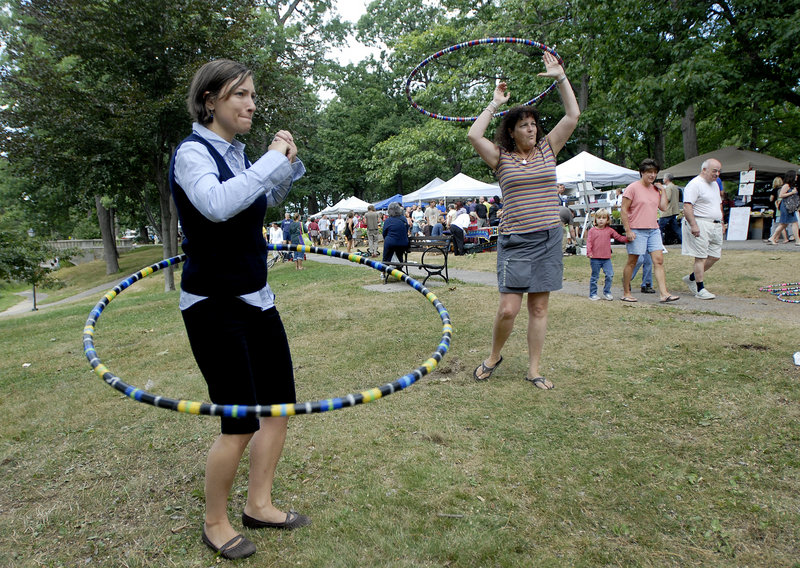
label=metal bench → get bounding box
[382,235,451,285]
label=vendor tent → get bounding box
[372,194,402,209]
[314,196,371,217]
[414,173,498,201]
[402,177,444,206]
[556,151,640,187]
[661,146,800,180]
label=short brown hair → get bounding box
[187,59,253,125]
[638,158,660,174]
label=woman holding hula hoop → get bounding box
[468,51,580,390]
[170,59,309,560]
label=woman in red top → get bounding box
[620,158,679,303]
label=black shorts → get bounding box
[181,298,296,434]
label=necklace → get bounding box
[515,146,536,165]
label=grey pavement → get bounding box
[1,280,123,317]
[2,240,797,320]
[329,241,800,322]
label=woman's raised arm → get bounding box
[468,82,509,170]
[538,52,580,156]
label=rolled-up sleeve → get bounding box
[174,143,305,222]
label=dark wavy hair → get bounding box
[187,59,253,125]
[494,106,545,153]
[784,170,797,188]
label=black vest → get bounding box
[169,133,267,296]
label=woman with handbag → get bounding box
[767,170,800,246]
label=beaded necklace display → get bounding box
[759,282,800,303]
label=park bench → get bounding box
[382,235,451,285]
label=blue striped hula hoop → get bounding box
[82,244,452,417]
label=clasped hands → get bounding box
[269,130,297,163]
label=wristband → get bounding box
[557,74,567,84]
[487,100,499,111]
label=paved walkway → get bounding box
[1,280,122,317]
[2,240,798,320]
[333,241,800,322]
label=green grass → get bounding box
[1,249,799,567]
[0,280,29,312]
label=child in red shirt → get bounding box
[586,208,627,300]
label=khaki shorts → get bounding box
[681,217,723,258]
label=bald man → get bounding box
[681,159,723,300]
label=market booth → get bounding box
[662,147,800,240]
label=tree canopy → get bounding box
[1,0,797,269]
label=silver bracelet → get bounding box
[487,100,499,111]
[557,74,567,84]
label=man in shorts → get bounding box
[681,159,723,300]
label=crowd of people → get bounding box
[264,196,504,260]
[583,158,800,303]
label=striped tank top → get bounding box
[495,137,560,234]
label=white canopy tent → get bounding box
[414,173,499,201]
[556,152,640,188]
[401,177,445,205]
[313,196,371,217]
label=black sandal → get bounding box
[473,356,503,381]
[526,376,554,390]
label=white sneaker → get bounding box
[604,293,614,301]
[589,294,600,301]
[682,274,697,295]
[695,288,716,300]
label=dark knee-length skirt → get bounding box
[496,226,563,294]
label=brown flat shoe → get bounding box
[242,510,311,530]
[202,529,256,560]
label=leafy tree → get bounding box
[0,229,68,293]
[1,1,347,283]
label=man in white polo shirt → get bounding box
[681,158,723,299]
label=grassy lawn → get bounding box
[1,248,799,567]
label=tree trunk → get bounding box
[681,104,699,159]
[95,195,119,274]
[654,125,666,170]
[748,101,759,150]
[155,149,177,292]
[160,194,179,292]
[157,179,177,292]
[577,73,589,153]
[308,190,319,215]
